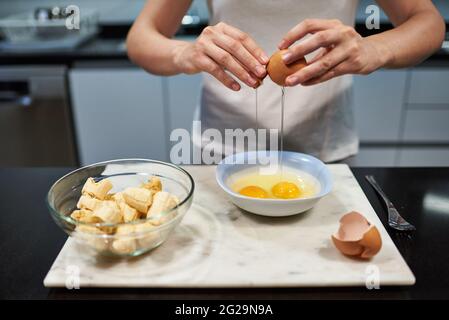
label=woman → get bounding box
[127,0,445,162]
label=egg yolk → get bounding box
[239,186,269,199]
[271,181,301,199]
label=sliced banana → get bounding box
[82,177,113,200]
[70,209,102,224]
[123,187,153,213]
[141,176,162,192]
[112,192,140,222]
[112,225,137,255]
[75,225,110,251]
[92,200,122,224]
[135,222,160,249]
[71,175,180,255]
[147,191,179,218]
[77,195,102,211]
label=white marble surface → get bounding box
[44,164,415,288]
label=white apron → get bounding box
[197,0,360,162]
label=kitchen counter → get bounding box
[0,166,448,299]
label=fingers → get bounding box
[307,47,331,64]
[282,29,342,64]
[285,45,350,86]
[220,23,269,65]
[198,55,241,91]
[203,43,259,87]
[212,32,266,78]
[278,19,342,49]
[302,63,351,86]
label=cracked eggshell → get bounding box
[267,49,307,86]
[331,211,382,259]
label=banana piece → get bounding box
[112,192,140,222]
[146,191,179,218]
[71,209,90,220]
[112,192,125,205]
[92,200,122,224]
[82,177,113,200]
[70,209,102,224]
[77,194,102,211]
[141,176,162,192]
[75,225,110,252]
[112,225,137,255]
[104,193,115,201]
[122,204,140,223]
[123,187,153,213]
[134,221,160,249]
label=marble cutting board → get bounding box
[44,164,415,288]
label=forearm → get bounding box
[368,9,445,69]
[127,25,189,76]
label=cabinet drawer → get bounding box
[407,70,449,104]
[351,145,397,167]
[402,110,449,142]
[398,146,449,167]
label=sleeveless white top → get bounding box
[198,0,360,162]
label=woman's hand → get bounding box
[278,19,392,86]
[174,22,269,91]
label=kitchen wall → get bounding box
[0,0,209,24]
[1,0,448,23]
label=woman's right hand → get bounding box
[173,22,269,91]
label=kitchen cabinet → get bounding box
[70,67,168,165]
[402,109,449,143]
[401,69,449,143]
[352,68,449,167]
[407,69,449,105]
[165,73,202,145]
[352,70,407,142]
[0,66,76,166]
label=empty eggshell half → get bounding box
[267,49,307,86]
[331,211,382,259]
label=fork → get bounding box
[365,175,416,231]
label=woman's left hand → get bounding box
[278,19,389,86]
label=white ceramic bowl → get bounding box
[216,151,332,217]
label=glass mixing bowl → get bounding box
[47,159,194,257]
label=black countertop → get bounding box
[0,166,448,300]
[1,24,448,66]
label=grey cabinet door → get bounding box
[403,109,449,143]
[70,68,167,165]
[351,146,397,167]
[353,70,407,142]
[165,73,202,157]
[402,69,449,143]
[166,73,202,132]
[407,69,449,104]
[398,146,449,167]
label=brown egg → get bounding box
[331,211,382,259]
[267,49,307,86]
